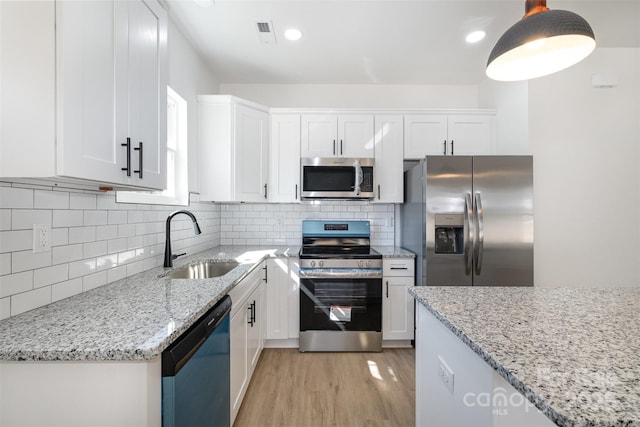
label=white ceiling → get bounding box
[165,0,640,85]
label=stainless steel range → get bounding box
[299,220,383,352]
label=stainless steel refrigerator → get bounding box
[401,156,533,287]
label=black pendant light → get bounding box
[486,0,596,81]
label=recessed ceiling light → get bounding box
[466,30,486,44]
[284,28,302,41]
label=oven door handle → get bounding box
[353,159,363,196]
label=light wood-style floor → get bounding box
[234,348,415,427]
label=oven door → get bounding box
[299,276,382,332]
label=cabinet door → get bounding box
[373,115,404,203]
[269,114,301,203]
[230,304,249,422]
[447,114,493,155]
[235,104,269,202]
[338,114,374,158]
[56,0,125,184]
[404,114,448,159]
[125,0,167,189]
[247,277,264,374]
[382,276,415,340]
[301,114,337,157]
[265,258,290,340]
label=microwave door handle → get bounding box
[353,160,362,196]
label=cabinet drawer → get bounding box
[383,258,415,277]
[229,262,265,315]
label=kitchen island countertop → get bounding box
[0,246,296,362]
[409,286,640,427]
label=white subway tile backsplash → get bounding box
[52,244,84,264]
[0,230,33,253]
[68,259,97,279]
[0,254,10,276]
[118,223,136,238]
[0,210,11,231]
[96,224,118,241]
[11,209,52,230]
[11,287,51,316]
[34,264,69,288]
[69,193,97,210]
[0,297,10,320]
[68,226,97,244]
[12,250,51,273]
[53,210,84,227]
[106,265,127,283]
[0,271,33,298]
[107,238,128,254]
[96,254,118,271]
[83,271,107,291]
[0,187,34,209]
[84,210,108,226]
[108,211,128,225]
[51,278,83,302]
[83,241,107,258]
[34,190,69,209]
[51,228,69,247]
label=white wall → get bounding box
[478,80,529,154]
[218,83,479,109]
[529,48,640,288]
[167,19,220,193]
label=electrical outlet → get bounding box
[33,224,51,253]
[438,356,455,395]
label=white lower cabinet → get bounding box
[265,257,300,342]
[382,258,415,341]
[229,262,266,425]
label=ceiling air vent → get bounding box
[256,20,277,44]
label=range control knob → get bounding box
[319,261,324,268]
[310,260,316,268]
[365,260,371,268]
[358,260,364,268]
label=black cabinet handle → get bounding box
[121,137,131,177]
[443,140,446,155]
[264,183,268,199]
[378,184,381,200]
[390,267,408,270]
[263,265,268,282]
[333,140,336,155]
[386,281,389,298]
[451,140,454,156]
[295,184,298,200]
[134,142,143,178]
[340,140,343,156]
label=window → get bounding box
[117,86,189,205]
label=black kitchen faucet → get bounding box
[164,210,202,268]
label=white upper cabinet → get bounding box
[373,115,404,203]
[0,0,167,190]
[301,114,374,158]
[199,96,269,202]
[404,113,494,158]
[269,114,301,203]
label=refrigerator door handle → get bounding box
[464,193,474,275]
[474,192,485,275]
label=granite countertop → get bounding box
[373,246,415,258]
[0,246,297,362]
[409,286,640,427]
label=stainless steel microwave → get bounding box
[301,157,374,200]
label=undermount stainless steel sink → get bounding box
[165,260,239,279]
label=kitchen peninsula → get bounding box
[410,286,640,427]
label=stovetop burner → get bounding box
[299,220,381,260]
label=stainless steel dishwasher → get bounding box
[162,295,231,427]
